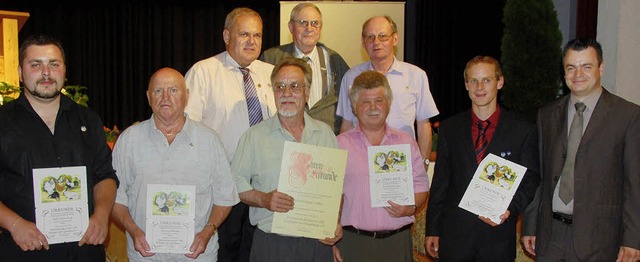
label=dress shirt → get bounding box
[336,58,439,137]
[184,51,277,161]
[232,112,338,233]
[113,115,239,261]
[552,87,602,214]
[293,45,332,108]
[337,124,429,231]
[471,106,501,146]
[0,93,118,260]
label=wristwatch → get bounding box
[424,158,430,166]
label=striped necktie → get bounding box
[239,67,263,126]
[475,120,491,164]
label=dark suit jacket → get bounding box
[523,89,640,260]
[426,108,539,260]
[260,42,350,134]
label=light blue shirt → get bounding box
[232,112,338,233]
[336,58,439,137]
[114,115,239,261]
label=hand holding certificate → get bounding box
[458,153,527,224]
[271,141,347,240]
[145,184,196,254]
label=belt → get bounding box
[553,212,573,224]
[343,224,412,239]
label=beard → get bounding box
[277,97,301,117]
[25,79,62,99]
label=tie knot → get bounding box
[477,120,490,130]
[575,102,586,113]
[302,56,311,63]
[239,67,249,76]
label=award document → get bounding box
[146,184,196,254]
[458,153,527,224]
[32,166,89,244]
[271,141,347,239]
[368,144,414,207]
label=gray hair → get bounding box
[349,70,393,106]
[224,7,262,30]
[270,57,312,91]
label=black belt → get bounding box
[553,212,573,224]
[343,224,412,239]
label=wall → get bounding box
[279,1,405,67]
[598,0,640,105]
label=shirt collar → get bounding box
[16,90,73,113]
[349,123,400,145]
[293,45,318,61]
[471,105,501,125]
[569,87,602,113]
[366,56,401,75]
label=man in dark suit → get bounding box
[522,38,640,261]
[425,56,539,260]
[260,2,349,134]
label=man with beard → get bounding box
[0,34,119,261]
[260,2,350,134]
[232,57,341,261]
[184,7,276,261]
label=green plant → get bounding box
[500,0,563,123]
[0,81,21,105]
[61,85,89,107]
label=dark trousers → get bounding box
[250,228,332,262]
[0,235,105,262]
[218,202,254,262]
[536,218,581,262]
[337,229,412,262]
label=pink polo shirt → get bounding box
[337,124,429,231]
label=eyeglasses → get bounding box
[292,20,321,29]
[363,33,393,43]
[273,83,305,93]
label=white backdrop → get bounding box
[278,1,405,67]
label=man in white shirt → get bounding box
[184,7,275,262]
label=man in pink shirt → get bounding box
[335,70,428,262]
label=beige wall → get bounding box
[598,0,640,105]
[279,1,405,67]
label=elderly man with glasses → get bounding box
[232,57,342,262]
[337,16,439,171]
[260,2,350,134]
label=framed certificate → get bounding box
[145,184,196,254]
[32,166,89,244]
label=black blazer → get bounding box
[426,108,539,258]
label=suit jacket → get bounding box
[260,42,350,134]
[523,89,640,260]
[425,108,539,260]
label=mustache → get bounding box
[366,109,382,116]
[278,97,297,104]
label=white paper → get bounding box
[145,184,196,254]
[32,166,89,244]
[368,144,415,207]
[458,153,527,224]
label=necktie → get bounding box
[474,120,490,164]
[239,67,263,126]
[559,102,587,204]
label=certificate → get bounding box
[458,153,527,224]
[368,144,415,207]
[271,141,347,239]
[32,166,89,244]
[146,184,196,254]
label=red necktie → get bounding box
[475,120,490,164]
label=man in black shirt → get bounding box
[0,34,119,261]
